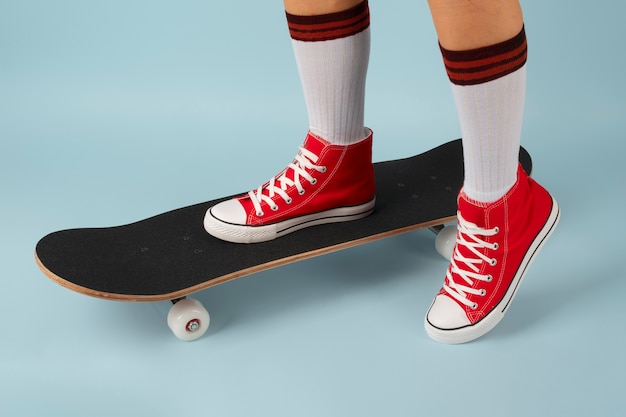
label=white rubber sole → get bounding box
[204,198,376,244]
[425,197,561,344]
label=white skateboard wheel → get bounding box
[167,298,210,341]
[435,224,457,261]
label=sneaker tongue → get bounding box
[453,193,492,274]
[303,132,330,155]
[274,132,327,185]
[458,192,488,228]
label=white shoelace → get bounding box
[443,213,500,310]
[248,146,327,217]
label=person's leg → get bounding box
[204,1,375,243]
[430,0,525,203]
[285,0,370,145]
[424,0,560,343]
[428,0,523,51]
[284,0,363,16]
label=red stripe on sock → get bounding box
[286,1,370,42]
[440,26,527,86]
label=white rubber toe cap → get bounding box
[205,199,264,243]
[426,294,471,330]
[208,199,247,225]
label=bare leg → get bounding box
[428,0,523,50]
[284,0,363,15]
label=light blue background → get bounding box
[2,1,625,416]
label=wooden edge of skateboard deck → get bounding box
[34,215,457,303]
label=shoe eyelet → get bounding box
[471,302,478,310]
[494,226,500,234]
[480,289,487,296]
[310,178,317,185]
[298,189,305,195]
[490,258,497,267]
[486,274,493,282]
[271,205,279,212]
[320,166,327,173]
[493,242,499,250]
[286,198,292,204]
[256,211,264,217]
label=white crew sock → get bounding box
[452,66,526,202]
[286,1,370,145]
[440,26,528,203]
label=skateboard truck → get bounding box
[429,224,457,260]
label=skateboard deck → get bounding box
[35,139,531,339]
[36,139,532,301]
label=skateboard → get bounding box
[35,139,532,341]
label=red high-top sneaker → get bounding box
[425,165,560,344]
[204,130,376,243]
